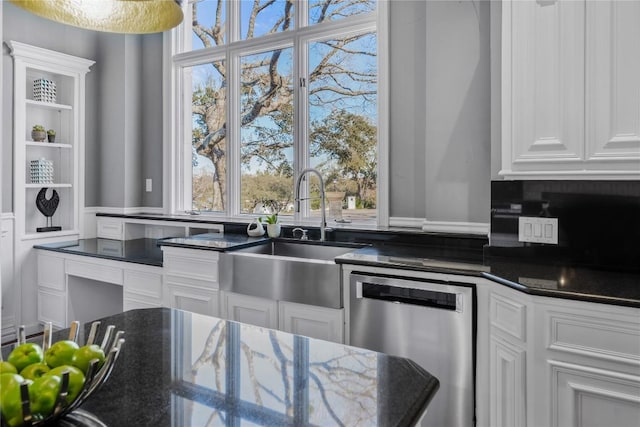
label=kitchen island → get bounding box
[41,307,439,426]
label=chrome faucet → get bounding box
[294,168,329,242]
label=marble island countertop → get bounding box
[2,308,439,427]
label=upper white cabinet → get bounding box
[8,41,94,240]
[501,0,640,179]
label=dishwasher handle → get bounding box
[355,280,462,312]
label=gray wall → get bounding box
[2,2,100,212]
[2,2,163,211]
[3,0,493,222]
[390,0,491,223]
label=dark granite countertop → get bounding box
[2,308,439,426]
[336,245,640,308]
[34,233,640,308]
[33,238,164,267]
[33,234,271,266]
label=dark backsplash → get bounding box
[488,180,640,272]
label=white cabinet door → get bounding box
[278,301,344,343]
[165,282,219,317]
[123,268,162,310]
[549,360,640,427]
[503,0,585,173]
[585,0,640,167]
[221,292,277,329]
[501,0,640,179]
[489,336,527,427]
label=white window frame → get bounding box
[163,0,389,227]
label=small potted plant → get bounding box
[47,129,56,143]
[31,125,46,142]
[261,213,281,238]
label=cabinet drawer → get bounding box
[546,310,640,366]
[490,292,526,342]
[38,252,66,291]
[124,269,162,299]
[163,249,219,283]
[96,218,124,240]
[66,259,123,285]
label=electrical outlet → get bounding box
[145,179,152,192]
[518,216,558,244]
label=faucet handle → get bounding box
[292,227,308,240]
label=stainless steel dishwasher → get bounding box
[349,273,475,427]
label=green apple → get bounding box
[28,374,61,419]
[0,373,27,427]
[47,365,85,404]
[7,342,44,372]
[20,362,50,381]
[44,340,79,368]
[0,360,18,374]
[71,344,106,374]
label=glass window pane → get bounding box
[191,0,226,49]
[241,0,294,40]
[190,60,227,212]
[308,32,378,222]
[309,0,376,25]
[240,48,294,216]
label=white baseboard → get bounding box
[389,216,490,236]
[85,206,165,215]
[422,220,490,236]
[389,217,426,229]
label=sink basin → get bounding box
[219,240,362,309]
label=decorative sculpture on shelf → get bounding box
[36,187,62,232]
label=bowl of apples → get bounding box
[0,321,124,427]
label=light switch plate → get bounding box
[518,216,558,244]
[145,179,152,192]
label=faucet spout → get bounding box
[294,168,327,242]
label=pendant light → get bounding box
[9,0,184,34]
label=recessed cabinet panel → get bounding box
[501,0,640,178]
[37,289,66,329]
[549,361,640,427]
[490,292,526,343]
[586,0,640,165]
[37,252,66,291]
[546,311,640,366]
[489,337,526,427]
[279,301,344,342]
[222,292,278,329]
[509,0,584,165]
[123,269,163,300]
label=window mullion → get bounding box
[296,32,310,222]
[227,48,240,217]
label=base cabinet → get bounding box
[478,282,640,427]
[161,247,221,317]
[278,301,344,343]
[549,360,640,427]
[36,250,162,328]
[165,281,219,318]
[221,292,277,329]
[220,291,344,343]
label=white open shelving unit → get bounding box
[8,41,94,241]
